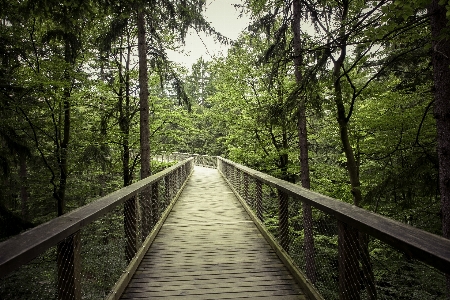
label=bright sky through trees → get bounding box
[167,0,250,67]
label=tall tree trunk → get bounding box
[137,9,153,240]
[57,25,80,300]
[429,0,450,244]
[137,10,151,179]
[291,0,316,284]
[332,2,376,298]
[429,0,450,296]
[56,38,72,217]
[118,37,133,187]
[116,31,138,261]
[19,152,28,220]
[99,124,107,197]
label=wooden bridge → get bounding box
[1,154,450,300]
[120,166,308,299]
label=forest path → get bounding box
[119,166,308,299]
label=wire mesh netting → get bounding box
[218,159,449,300]
[80,206,127,299]
[0,159,193,300]
[0,246,58,299]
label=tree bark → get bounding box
[429,0,450,242]
[137,9,153,240]
[331,2,378,298]
[137,10,151,179]
[429,0,450,296]
[118,35,133,187]
[19,152,28,220]
[291,0,316,284]
[56,36,72,217]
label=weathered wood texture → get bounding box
[120,166,308,299]
[217,157,450,275]
[0,159,193,279]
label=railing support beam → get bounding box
[302,201,316,284]
[255,179,263,221]
[151,182,159,227]
[278,189,289,252]
[124,196,137,262]
[57,232,81,300]
[338,220,361,300]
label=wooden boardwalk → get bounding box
[120,166,308,299]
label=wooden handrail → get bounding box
[217,156,450,275]
[0,158,194,279]
[153,152,218,168]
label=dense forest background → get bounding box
[1,0,449,250]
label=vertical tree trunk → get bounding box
[333,50,362,207]
[429,0,450,296]
[331,2,377,297]
[118,35,133,187]
[332,16,377,300]
[429,0,450,244]
[137,9,153,240]
[56,37,72,217]
[19,152,28,220]
[57,24,78,299]
[291,0,316,284]
[56,94,70,217]
[137,10,151,179]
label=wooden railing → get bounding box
[0,158,194,300]
[217,157,450,300]
[153,152,217,168]
[2,154,450,299]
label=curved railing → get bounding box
[0,158,194,300]
[217,157,450,300]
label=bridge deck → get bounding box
[120,166,308,299]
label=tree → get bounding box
[428,0,450,294]
[137,8,151,180]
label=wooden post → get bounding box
[141,189,152,242]
[338,220,361,300]
[235,167,239,190]
[151,182,159,227]
[232,166,237,189]
[229,164,234,186]
[57,232,81,300]
[303,201,316,284]
[239,169,244,196]
[177,167,181,190]
[278,189,289,252]
[165,175,170,206]
[256,179,263,222]
[124,196,137,262]
[243,172,249,204]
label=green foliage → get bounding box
[0,0,447,298]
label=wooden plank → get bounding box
[121,289,304,298]
[218,164,324,300]
[120,166,308,300]
[127,276,302,286]
[122,293,307,300]
[106,166,194,300]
